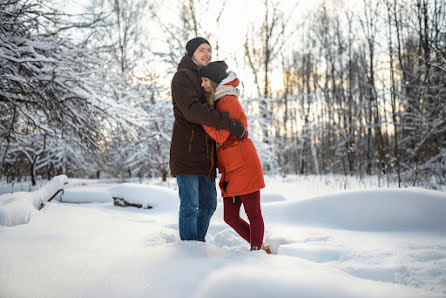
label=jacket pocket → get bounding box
[218,144,245,173]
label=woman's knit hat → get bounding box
[201,61,228,84]
[186,37,211,57]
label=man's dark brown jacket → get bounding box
[170,54,231,178]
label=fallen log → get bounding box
[112,197,153,209]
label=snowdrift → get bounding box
[0,175,68,226]
[265,188,446,231]
[109,183,178,211]
[1,178,446,297]
[62,183,179,209]
[195,257,425,298]
[62,186,113,204]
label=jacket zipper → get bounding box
[188,129,194,152]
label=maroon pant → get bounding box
[223,190,264,249]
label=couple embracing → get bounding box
[170,37,270,254]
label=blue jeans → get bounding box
[176,175,217,241]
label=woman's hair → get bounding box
[205,80,219,109]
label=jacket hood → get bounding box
[177,54,201,72]
[215,71,240,100]
[220,71,239,87]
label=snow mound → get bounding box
[62,189,112,203]
[265,188,446,231]
[261,193,286,203]
[0,175,68,226]
[109,183,178,210]
[195,258,427,298]
[0,194,35,226]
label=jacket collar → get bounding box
[177,54,201,72]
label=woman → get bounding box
[201,61,270,253]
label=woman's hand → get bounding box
[228,119,247,139]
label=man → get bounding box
[170,37,246,241]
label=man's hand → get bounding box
[228,119,247,139]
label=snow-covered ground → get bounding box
[1,175,446,297]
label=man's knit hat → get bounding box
[202,61,228,84]
[186,37,211,57]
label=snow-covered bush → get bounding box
[0,175,68,226]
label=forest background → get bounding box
[1,0,445,189]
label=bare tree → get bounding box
[243,0,298,169]
[149,0,227,67]
[383,0,402,187]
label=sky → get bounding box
[55,0,365,97]
[56,0,327,96]
[187,0,322,95]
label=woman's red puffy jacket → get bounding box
[203,79,265,197]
